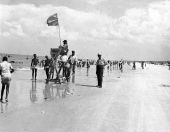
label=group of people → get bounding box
[56,50,77,82]
[106,60,146,71]
[76,59,93,68]
[31,52,122,89]
[106,60,124,71]
[132,61,146,70]
[30,43,131,89]
[31,54,58,80]
[30,40,77,83]
[0,42,150,103]
[96,58,148,88]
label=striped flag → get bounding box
[47,13,59,26]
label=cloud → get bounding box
[111,0,170,45]
[0,1,170,59]
[85,0,107,5]
[1,1,170,43]
[2,32,10,37]
[0,4,114,41]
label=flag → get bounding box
[47,13,59,26]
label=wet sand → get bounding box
[0,64,170,132]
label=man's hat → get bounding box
[98,53,101,56]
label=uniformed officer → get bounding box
[132,61,136,70]
[96,54,105,88]
[119,59,123,72]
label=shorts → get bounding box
[1,77,11,84]
[31,66,38,70]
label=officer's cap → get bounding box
[98,53,102,57]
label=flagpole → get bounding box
[58,24,62,46]
[57,14,61,46]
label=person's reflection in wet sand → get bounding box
[51,84,54,98]
[30,81,37,103]
[55,77,71,98]
[55,84,66,98]
[70,74,75,93]
[72,74,75,83]
[55,84,61,98]
[1,102,8,113]
[43,82,52,100]
[1,103,3,113]
[86,68,89,76]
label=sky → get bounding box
[0,0,170,60]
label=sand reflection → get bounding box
[30,81,37,103]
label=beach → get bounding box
[0,64,170,132]
[1,0,170,131]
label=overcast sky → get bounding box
[0,0,170,60]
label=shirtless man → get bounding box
[31,54,39,80]
[44,56,51,80]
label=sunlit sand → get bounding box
[0,64,170,132]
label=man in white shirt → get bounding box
[58,53,68,78]
[68,51,77,74]
[61,54,68,63]
[0,56,14,102]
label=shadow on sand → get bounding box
[76,84,97,88]
[160,84,170,87]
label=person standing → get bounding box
[119,59,123,72]
[0,56,14,103]
[58,52,68,78]
[167,62,170,70]
[107,60,110,71]
[86,59,90,69]
[96,54,105,88]
[31,54,39,80]
[141,61,144,69]
[68,50,77,74]
[86,59,90,76]
[44,56,51,80]
[132,61,136,70]
[49,58,55,80]
[60,40,69,56]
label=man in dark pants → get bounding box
[132,61,136,70]
[68,50,77,74]
[44,55,51,80]
[141,61,144,69]
[168,62,170,70]
[96,54,105,88]
[57,52,68,79]
[31,54,39,80]
[119,59,123,72]
[0,56,14,103]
